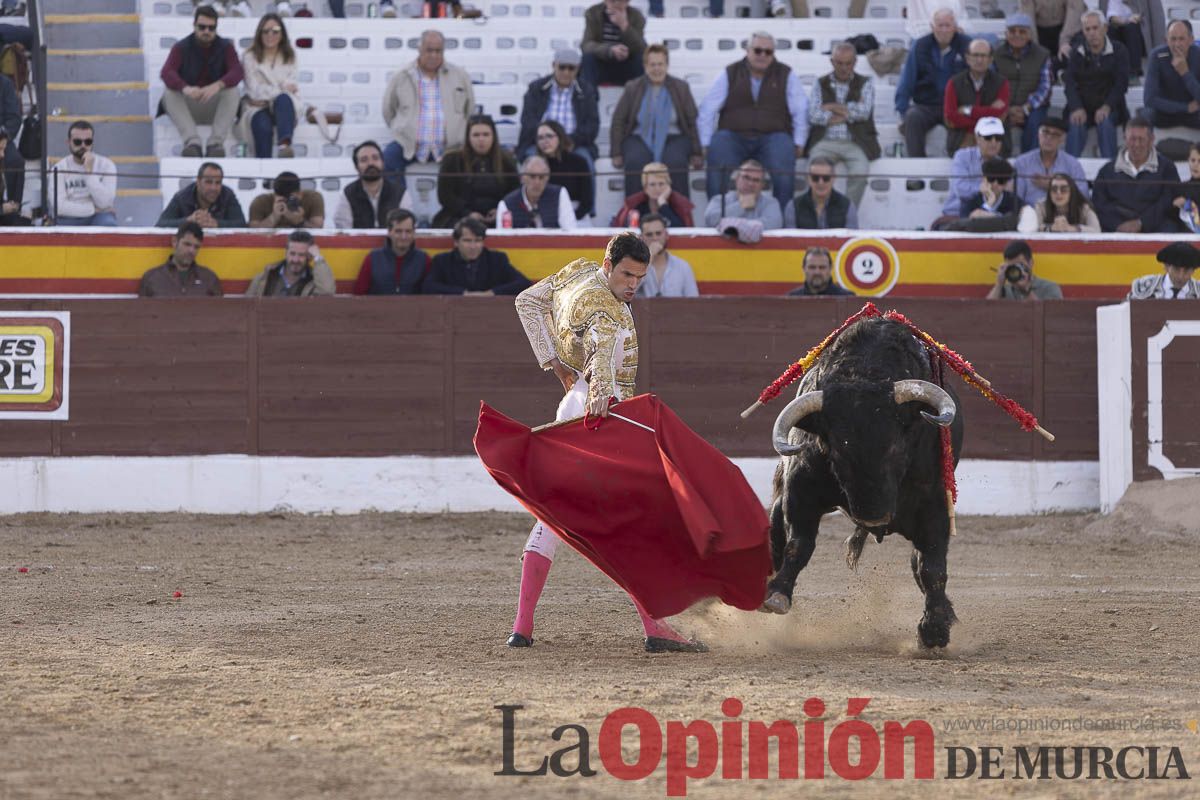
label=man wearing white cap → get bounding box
[940,116,1010,219]
[518,48,600,169]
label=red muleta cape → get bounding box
[474,394,772,619]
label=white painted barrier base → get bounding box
[0,456,1099,516]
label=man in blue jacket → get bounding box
[425,217,532,296]
[895,7,971,157]
[1143,19,1200,130]
[1091,116,1181,233]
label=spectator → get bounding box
[951,157,1020,232]
[1020,0,1083,65]
[904,0,966,39]
[610,43,701,198]
[433,114,518,228]
[1105,0,1168,78]
[333,140,412,230]
[1018,172,1101,232]
[702,158,783,230]
[517,49,600,170]
[1172,142,1200,230]
[159,6,243,158]
[352,209,429,295]
[986,239,1063,300]
[1128,242,1200,299]
[381,30,475,194]
[237,13,298,159]
[1063,9,1131,160]
[699,32,807,208]
[895,8,971,157]
[637,213,698,297]
[248,170,324,229]
[1143,20,1200,131]
[138,221,223,297]
[994,13,1052,155]
[1012,117,1089,207]
[535,120,594,221]
[943,38,1010,155]
[787,246,854,297]
[496,155,577,230]
[0,72,20,214]
[157,161,247,228]
[50,121,117,226]
[1092,116,1181,233]
[425,217,532,296]
[611,161,695,228]
[941,116,1009,220]
[580,0,645,88]
[0,16,34,51]
[0,128,24,225]
[245,229,335,297]
[806,42,880,208]
[785,157,858,229]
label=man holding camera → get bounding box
[248,170,325,229]
[986,239,1063,300]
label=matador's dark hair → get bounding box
[605,231,651,267]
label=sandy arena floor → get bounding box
[1,480,1198,799]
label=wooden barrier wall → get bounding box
[0,298,1101,461]
[1130,304,1200,480]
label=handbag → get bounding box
[17,82,40,161]
[305,105,343,144]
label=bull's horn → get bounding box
[772,390,824,456]
[894,379,956,427]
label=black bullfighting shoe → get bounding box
[506,632,534,648]
[644,637,709,654]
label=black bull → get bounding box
[762,317,965,649]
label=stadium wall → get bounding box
[0,228,1192,298]
[0,297,1103,514]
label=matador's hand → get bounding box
[587,393,612,418]
[548,357,576,393]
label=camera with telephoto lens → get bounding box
[286,195,301,212]
[1004,263,1028,283]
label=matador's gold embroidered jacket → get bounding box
[515,257,638,405]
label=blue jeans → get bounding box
[250,95,296,158]
[1066,115,1118,160]
[709,0,724,14]
[580,51,644,88]
[57,211,118,226]
[648,0,663,13]
[1018,105,1048,155]
[705,129,796,208]
[3,140,23,206]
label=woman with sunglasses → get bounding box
[534,121,594,221]
[237,14,300,158]
[1018,171,1100,233]
[433,115,519,228]
[1172,143,1200,232]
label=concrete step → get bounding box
[45,16,142,50]
[114,190,164,227]
[48,115,154,157]
[42,0,138,14]
[47,82,149,117]
[48,50,145,83]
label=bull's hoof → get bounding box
[645,636,709,654]
[917,616,950,649]
[506,632,534,648]
[761,592,792,615]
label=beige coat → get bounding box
[236,49,303,145]
[381,61,475,158]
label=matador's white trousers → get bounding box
[522,377,589,561]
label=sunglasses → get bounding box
[536,132,557,140]
[809,174,832,183]
[556,64,578,71]
[263,28,283,34]
[986,176,1010,184]
[752,47,774,56]
[1049,184,1071,192]
[72,138,93,146]
[196,23,217,31]
[981,134,1005,142]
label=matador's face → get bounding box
[603,257,648,303]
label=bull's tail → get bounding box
[768,461,786,572]
[845,527,869,571]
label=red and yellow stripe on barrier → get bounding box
[0,229,1174,297]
